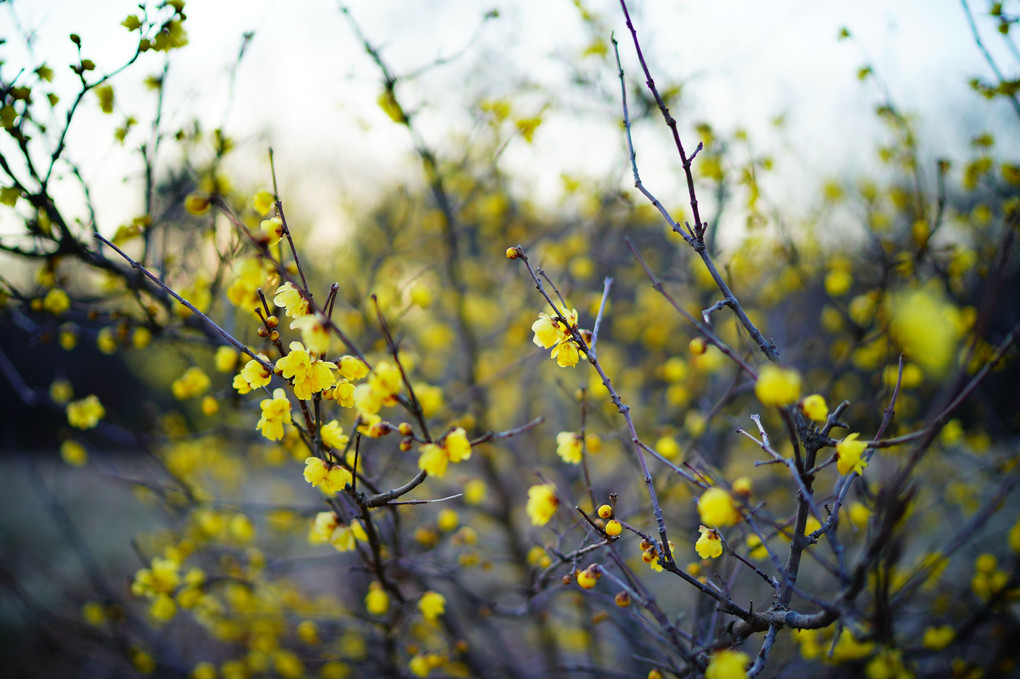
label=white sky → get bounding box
[2,0,1017,241]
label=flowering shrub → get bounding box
[1,1,1019,678]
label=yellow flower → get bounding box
[419,591,445,622]
[886,284,964,378]
[365,582,390,615]
[824,268,853,297]
[261,217,284,246]
[799,394,828,423]
[273,282,309,319]
[695,525,723,559]
[67,395,105,429]
[698,487,740,527]
[414,428,469,475]
[746,534,767,560]
[42,288,70,314]
[331,380,355,408]
[464,479,487,505]
[754,364,802,407]
[656,436,681,459]
[418,443,448,478]
[864,648,909,679]
[131,327,151,349]
[214,346,239,373]
[96,327,118,354]
[339,355,370,380]
[705,649,749,679]
[515,115,542,143]
[60,440,88,467]
[556,431,583,464]
[256,388,292,441]
[551,340,581,368]
[290,313,331,355]
[1009,516,1020,554]
[184,193,210,215]
[149,593,176,621]
[444,427,472,463]
[252,189,275,214]
[532,306,583,368]
[526,484,559,526]
[326,465,353,493]
[171,367,210,400]
[235,355,272,394]
[329,523,357,552]
[836,433,869,476]
[309,511,339,544]
[320,420,349,451]
[226,258,268,311]
[303,457,329,488]
[50,379,73,404]
[922,625,955,651]
[276,342,336,400]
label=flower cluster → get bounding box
[275,341,336,400]
[417,427,472,478]
[308,511,366,552]
[303,456,353,493]
[526,483,559,526]
[256,388,293,441]
[532,305,583,367]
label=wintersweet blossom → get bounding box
[171,367,210,400]
[303,457,329,488]
[419,591,446,621]
[273,282,309,319]
[226,258,268,311]
[526,484,559,526]
[261,217,284,246]
[754,364,802,407]
[304,456,353,493]
[290,313,331,355]
[532,305,583,368]
[339,355,370,380]
[319,420,349,451]
[836,433,869,476]
[365,582,390,615]
[417,428,472,478]
[308,511,364,551]
[354,361,402,418]
[256,388,292,441]
[418,443,447,478]
[275,342,336,400]
[695,525,723,559]
[799,394,829,423]
[66,395,105,429]
[330,379,355,408]
[556,431,583,464]
[234,355,272,394]
[705,649,749,679]
[252,190,275,214]
[42,288,70,314]
[698,488,740,527]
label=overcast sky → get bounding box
[3,0,1017,240]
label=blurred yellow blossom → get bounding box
[754,365,801,407]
